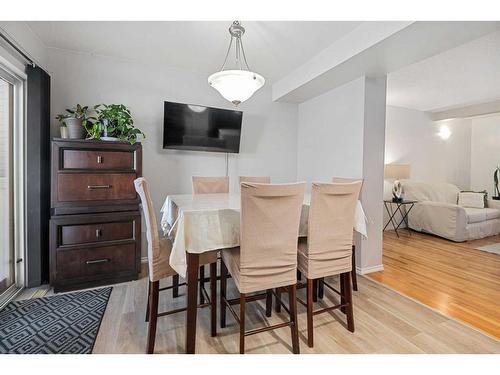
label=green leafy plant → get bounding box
[55,104,95,127]
[93,104,145,144]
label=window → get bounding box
[0,76,14,298]
[0,58,26,306]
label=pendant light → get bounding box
[208,21,265,105]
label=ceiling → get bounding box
[26,21,362,83]
[387,29,500,112]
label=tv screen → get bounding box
[163,101,243,153]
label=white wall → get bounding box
[386,107,500,200]
[297,77,365,184]
[0,22,48,70]
[470,113,500,196]
[47,48,299,224]
[385,105,472,193]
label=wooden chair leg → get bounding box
[352,245,358,291]
[340,273,346,314]
[210,262,217,337]
[239,293,246,354]
[318,278,324,299]
[199,265,205,304]
[145,279,150,322]
[288,284,300,354]
[172,274,179,298]
[306,278,314,348]
[275,288,281,313]
[265,289,273,317]
[345,272,355,332]
[220,260,228,328]
[146,280,159,354]
[312,279,318,302]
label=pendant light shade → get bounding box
[208,21,265,105]
[208,70,265,105]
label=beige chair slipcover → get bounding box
[298,181,362,279]
[238,176,271,184]
[332,176,363,186]
[222,182,306,293]
[332,176,364,243]
[134,177,216,282]
[192,176,229,194]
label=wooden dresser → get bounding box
[50,139,142,292]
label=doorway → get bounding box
[0,76,15,301]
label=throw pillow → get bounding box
[458,191,486,209]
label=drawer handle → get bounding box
[87,185,112,189]
[96,229,102,238]
[86,258,110,265]
[97,155,103,164]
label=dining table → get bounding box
[160,193,367,354]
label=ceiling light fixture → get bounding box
[208,21,265,106]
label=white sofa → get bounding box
[400,180,500,242]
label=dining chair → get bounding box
[134,177,218,353]
[297,181,362,348]
[331,177,364,292]
[220,182,306,354]
[238,176,271,184]
[192,176,230,194]
[187,176,230,303]
[239,177,273,312]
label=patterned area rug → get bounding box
[476,243,500,255]
[0,287,111,354]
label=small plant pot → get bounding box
[60,126,68,139]
[65,118,86,139]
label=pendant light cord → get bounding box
[218,23,251,72]
[220,36,234,71]
[225,153,229,177]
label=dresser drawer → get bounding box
[60,221,134,246]
[56,243,136,280]
[57,173,136,202]
[62,149,134,170]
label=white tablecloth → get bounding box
[160,193,367,278]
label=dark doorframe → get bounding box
[26,65,51,286]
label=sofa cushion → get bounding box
[400,180,460,204]
[465,208,500,224]
[485,208,500,220]
[458,192,485,208]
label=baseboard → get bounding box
[356,264,384,275]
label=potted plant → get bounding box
[91,104,145,144]
[55,119,68,139]
[55,104,94,139]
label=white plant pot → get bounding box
[60,126,69,139]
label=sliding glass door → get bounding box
[0,76,14,298]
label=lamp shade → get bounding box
[208,70,265,105]
[384,164,411,180]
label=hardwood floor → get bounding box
[369,230,500,340]
[83,267,498,353]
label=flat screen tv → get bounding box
[163,101,243,153]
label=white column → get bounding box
[356,76,387,274]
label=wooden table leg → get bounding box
[186,252,200,354]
